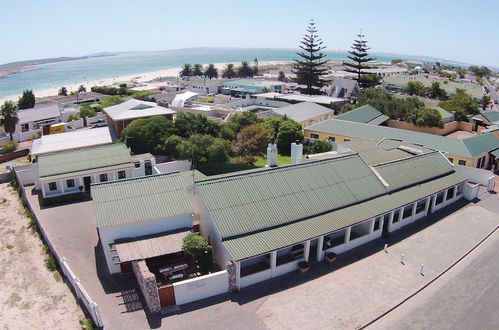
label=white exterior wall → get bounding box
[15,167,35,186]
[273,259,302,278]
[98,213,193,274]
[240,269,272,288]
[173,270,228,305]
[154,160,192,174]
[454,165,495,191]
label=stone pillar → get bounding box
[424,196,431,216]
[270,251,277,277]
[132,260,161,314]
[303,240,311,262]
[235,261,241,291]
[368,218,375,236]
[316,236,324,262]
[398,207,404,222]
[453,185,458,200]
[226,261,238,292]
[41,183,46,197]
[411,201,418,221]
[60,180,65,194]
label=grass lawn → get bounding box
[196,155,291,176]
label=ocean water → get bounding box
[0,48,431,99]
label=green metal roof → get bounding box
[93,172,193,228]
[491,149,499,157]
[376,139,435,154]
[366,114,390,125]
[481,111,499,123]
[373,152,454,190]
[341,140,419,165]
[306,119,499,158]
[335,104,386,124]
[196,154,388,239]
[222,171,466,260]
[431,106,452,119]
[37,144,133,181]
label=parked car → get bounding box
[90,119,108,128]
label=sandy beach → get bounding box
[0,61,293,103]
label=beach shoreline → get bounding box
[0,61,293,103]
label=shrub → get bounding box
[1,141,18,153]
[309,140,332,154]
[79,318,96,330]
[44,255,57,271]
[182,233,213,274]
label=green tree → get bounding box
[17,89,35,109]
[405,107,444,128]
[357,88,424,120]
[233,124,273,162]
[344,32,376,88]
[122,116,178,154]
[100,95,125,108]
[227,111,260,133]
[439,89,479,121]
[180,63,192,77]
[276,120,303,155]
[204,64,218,79]
[428,81,447,100]
[66,114,79,121]
[207,138,232,163]
[58,86,68,96]
[182,233,213,274]
[174,112,219,138]
[309,139,332,154]
[360,73,381,88]
[176,134,231,163]
[237,61,254,78]
[278,71,286,82]
[391,59,402,65]
[480,95,492,110]
[456,68,467,79]
[77,85,87,93]
[219,123,236,141]
[0,101,19,141]
[292,20,331,95]
[404,81,426,96]
[468,65,491,78]
[79,105,96,118]
[222,63,237,79]
[163,134,183,158]
[192,64,203,76]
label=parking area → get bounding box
[25,186,499,330]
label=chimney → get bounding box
[291,140,303,165]
[266,137,278,167]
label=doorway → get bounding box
[382,213,390,237]
[158,284,175,306]
[83,176,92,192]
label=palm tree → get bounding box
[204,64,218,79]
[180,63,192,77]
[192,64,203,76]
[222,63,237,79]
[58,86,68,96]
[0,101,19,141]
[480,95,492,110]
[429,81,447,100]
[77,85,86,93]
[238,61,253,78]
[404,81,426,96]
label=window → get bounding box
[310,134,319,139]
[328,136,336,142]
[134,162,141,168]
[416,199,426,214]
[458,160,466,166]
[393,209,400,223]
[343,139,350,142]
[66,179,75,188]
[99,174,108,182]
[436,191,445,205]
[403,204,413,218]
[21,123,29,132]
[373,217,381,231]
[118,170,126,179]
[48,182,57,191]
[448,157,454,163]
[446,187,455,200]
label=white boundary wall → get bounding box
[173,270,228,305]
[154,160,192,174]
[454,165,495,191]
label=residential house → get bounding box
[17,104,62,133]
[471,110,499,131]
[181,76,220,94]
[194,150,468,290]
[304,119,499,169]
[33,143,152,198]
[327,77,360,99]
[104,99,176,136]
[255,102,334,127]
[219,79,285,96]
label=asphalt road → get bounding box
[484,78,499,110]
[368,230,499,330]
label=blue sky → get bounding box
[1,0,498,67]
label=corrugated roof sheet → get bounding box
[222,171,466,260]
[114,229,191,262]
[306,119,499,157]
[17,105,61,124]
[196,154,388,239]
[104,99,175,121]
[481,111,499,123]
[373,152,454,190]
[272,102,333,123]
[366,114,390,126]
[335,104,386,124]
[93,172,193,228]
[37,144,133,181]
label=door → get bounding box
[144,160,152,176]
[158,284,175,306]
[382,214,390,236]
[83,176,91,192]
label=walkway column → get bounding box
[424,196,431,216]
[345,227,352,246]
[411,201,418,222]
[303,240,311,262]
[431,194,437,213]
[60,180,65,194]
[388,210,395,232]
[316,236,324,262]
[443,189,448,206]
[270,251,277,277]
[41,183,46,198]
[235,261,241,291]
[368,218,375,240]
[453,185,458,200]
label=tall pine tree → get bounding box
[293,20,330,95]
[344,32,376,89]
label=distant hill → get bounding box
[0,54,115,70]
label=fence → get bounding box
[13,168,104,328]
[0,128,42,147]
[173,270,228,305]
[60,258,104,327]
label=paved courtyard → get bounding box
[25,187,499,329]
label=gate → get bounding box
[158,284,175,306]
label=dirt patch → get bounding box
[0,183,84,329]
